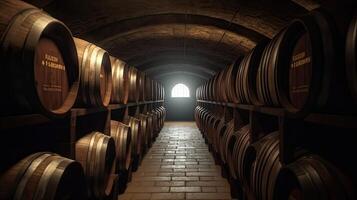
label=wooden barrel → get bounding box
[110,56,129,104]
[110,120,132,172]
[138,71,145,101]
[161,83,165,100]
[157,83,161,100]
[275,154,355,200]
[145,113,154,147]
[150,110,159,137]
[208,78,215,101]
[232,125,252,184]
[225,57,244,103]
[128,67,140,102]
[196,87,200,100]
[123,116,142,164]
[226,132,239,180]
[0,152,86,199]
[213,119,226,160]
[346,14,357,102]
[155,81,159,101]
[248,132,281,200]
[136,114,149,155]
[75,132,116,199]
[236,41,269,105]
[217,70,229,102]
[205,114,216,145]
[219,119,235,164]
[145,76,153,101]
[151,80,156,101]
[256,29,286,107]
[195,106,204,131]
[209,117,221,148]
[212,73,222,102]
[275,11,346,117]
[0,0,79,117]
[74,38,112,107]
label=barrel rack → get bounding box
[196,99,357,198]
[0,100,164,199]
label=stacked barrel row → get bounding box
[0,0,166,199]
[197,10,357,117]
[0,0,165,119]
[195,106,354,200]
[0,106,166,200]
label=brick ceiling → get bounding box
[27,0,320,80]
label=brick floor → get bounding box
[119,122,232,200]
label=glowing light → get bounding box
[171,83,190,98]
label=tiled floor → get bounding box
[119,122,231,200]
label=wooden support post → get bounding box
[279,116,301,165]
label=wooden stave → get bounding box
[74,38,112,108]
[0,0,80,118]
[75,132,116,199]
[0,152,86,200]
[110,56,129,104]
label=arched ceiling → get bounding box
[26,0,321,81]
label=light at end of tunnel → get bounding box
[171,83,190,98]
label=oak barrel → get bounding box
[128,67,140,102]
[0,152,86,199]
[219,119,235,164]
[145,112,154,147]
[145,76,153,101]
[123,116,142,169]
[110,56,129,104]
[232,125,252,184]
[226,132,239,180]
[0,0,79,117]
[138,71,145,101]
[110,120,132,172]
[236,41,268,105]
[136,114,149,155]
[74,38,112,107]
[248,132,281,200]
[75,132,116,199]
[275,154,355,200]
[276,11,348,117]
[225,57,244,103]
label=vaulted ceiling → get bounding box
[27,0,320,80]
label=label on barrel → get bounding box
[35,38,69,111]
[289,33,312,109]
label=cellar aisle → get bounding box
[119,122,231,200]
